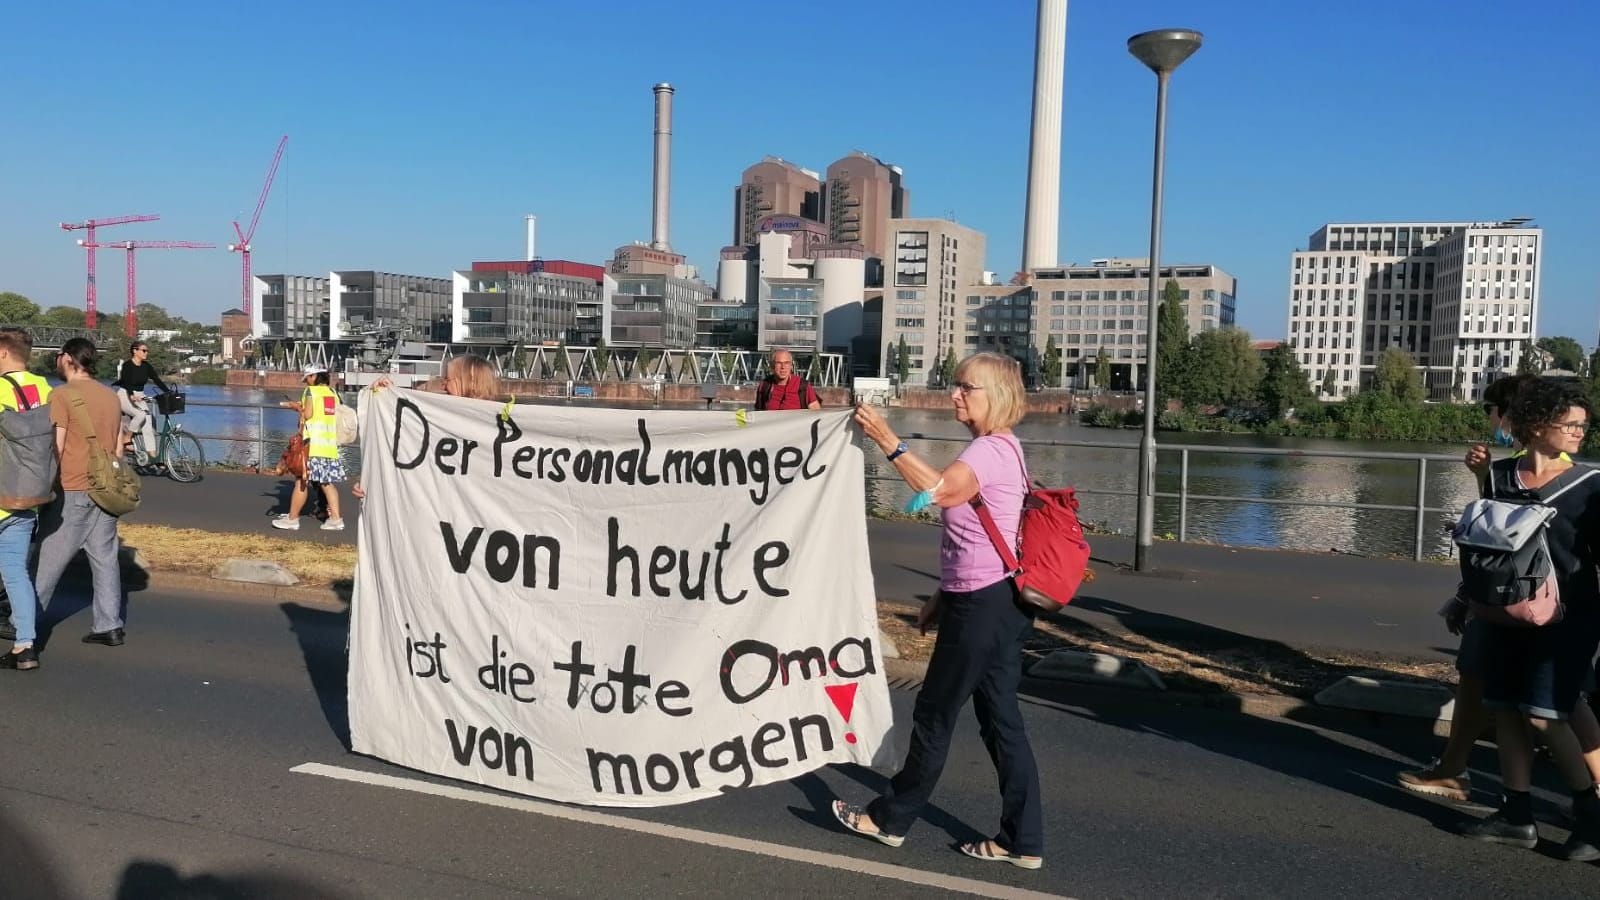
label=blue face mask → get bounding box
[1492,426,1515,447]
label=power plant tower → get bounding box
[651,83,675,252]
[1021,0,1067,274]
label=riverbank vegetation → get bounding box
[1078,279,1596,444]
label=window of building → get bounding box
[1051,291,1065,301]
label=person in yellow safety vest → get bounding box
[0,327,51,670]
[272,364,346,531]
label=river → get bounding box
[173,385,1485,559]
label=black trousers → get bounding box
[869,579,1044,856]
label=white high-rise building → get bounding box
[1285,219,1540,401]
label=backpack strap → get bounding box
[1539,468,1598,505]
[0,374,32,411]
[755,379,771,410]
[968,435,1029,577]
[65,389,105,447]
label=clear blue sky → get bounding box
[2,0,1595,342]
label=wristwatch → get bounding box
[886,441,909,462]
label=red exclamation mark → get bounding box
[824,683,859,745]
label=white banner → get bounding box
[347,391,897,807]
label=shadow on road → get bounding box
[1015,593,1506,834]
[282,601,352,749]
[786,766,988,848]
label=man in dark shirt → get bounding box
[754,349,821,411]
[112,341,170,456]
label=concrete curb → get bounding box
[1027,649,1167,691]
[882,656,1452,738]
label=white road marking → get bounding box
[292,762,1068,900]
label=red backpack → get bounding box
[970,437,1092,614]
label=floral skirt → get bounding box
[307,455,348,484]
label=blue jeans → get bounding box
[0,512,38,646]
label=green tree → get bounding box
[1320,368,1337,398]
[0,292,40,323]
[1183,329,1262,407]
[895,336,910,382]
[592,337,611,379]
[1259,344,1311,417]
[1536,336,1585,373]
[1516,340,1540,375]
[1372,348,1426,404]
[1154,279,1190,407]
[1041,335,1063,388]
[635,348,658,377]
[938,348,958,387]
[133,302,175,331]
[1094,346,1111,389]
[553,339,571,376]
[37,305,86,328]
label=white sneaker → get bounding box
[321,518,345,532]
[271,515,300,531]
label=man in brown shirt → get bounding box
[35,338,127,646]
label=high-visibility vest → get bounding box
[0,371,52,520]
[302,385,340,459]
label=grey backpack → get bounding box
[0,374,58,510]
[1453,468,1596,627]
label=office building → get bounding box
[696,298,757,349]
[252,274,330,340]
[1285,219,1540,400]
[1025,259,1237,389]
[733,157,822,247]
[452,260,599,344]
[329,271,453,343]
[609,273,707,348]
[882,218,986,384]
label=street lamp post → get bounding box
[1128,28,1202,573]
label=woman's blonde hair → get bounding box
[955,352,1026,432]
[446,354,502,400]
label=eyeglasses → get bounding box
[953,382,985,395]
[1554,421,1591,436]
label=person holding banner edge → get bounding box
[831,351,1044,870]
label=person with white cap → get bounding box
[272,363,345,531]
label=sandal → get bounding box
[959,840,1042,870]
[831,800,905,847]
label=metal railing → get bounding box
[171,400,1480,561]
[871,432,1482,562]
[164,397,366,470]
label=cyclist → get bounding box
[112,340,171,458]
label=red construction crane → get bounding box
[78,239,217,336]
[59,214,160,327]
[228,136,288,322]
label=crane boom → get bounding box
[239,135,287,246]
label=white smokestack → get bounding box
[525,214,537,261]
[651,83,674,252]
[1021,0,1067,273]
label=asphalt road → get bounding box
[5,582,1599,898]
[135,470,1460,661]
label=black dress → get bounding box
[1479,458,1600,719]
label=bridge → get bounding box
[0,325,118,351]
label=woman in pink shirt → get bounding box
[830,352,1043,870]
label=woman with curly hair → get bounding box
[1464,380,1600,859]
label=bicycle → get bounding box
[127,391,205,483]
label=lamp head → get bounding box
[1128,29,1204,75]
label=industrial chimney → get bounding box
[1021,0,1066,274]
[525,214,537,261]
[650,83,674,252]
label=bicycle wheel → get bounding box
[163,432,206,483]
